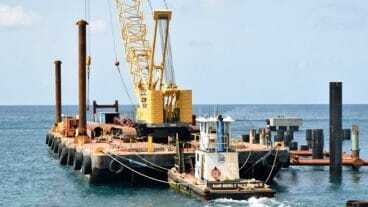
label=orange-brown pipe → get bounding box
[77,19,88,136]
[54,60,62,124]
[290,158,368,166]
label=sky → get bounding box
[0,0,367,105]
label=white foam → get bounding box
[209,197,290,207]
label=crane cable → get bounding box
[106,0,135,106]
[147,0,153,11]
[84,0,92,111]
[159,0,175,85]
[163,0,169,9]
[146,0,176,86]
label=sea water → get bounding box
[0,105,367,207]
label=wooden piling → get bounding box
[329,81,342,176]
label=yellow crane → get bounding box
[114,0,192,139]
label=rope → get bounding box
[112,153,163,171]
[243,149,273,174]
[239,151,252,170]
[132,152,170,171]
[105,152,169,184]
[105,152,188,185]
[265,149,279,183]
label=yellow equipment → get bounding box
[114,1,192,129]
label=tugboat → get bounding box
[168,115,275,200]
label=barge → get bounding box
[46,116,288,185]
[45,3,289,186]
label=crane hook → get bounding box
[114,58,120,67]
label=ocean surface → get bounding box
[1,105,368,207]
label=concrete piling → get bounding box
[276,129,284,143]
[352,125,360,160]
[329,81,343,176]
[54,60,62,124]
[284,129,294,147]
[260,128,266,145]
[249,129,256,144]
[77,19,88,137]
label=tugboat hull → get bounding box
[168,169,275,200]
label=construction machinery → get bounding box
[114,0,192,140]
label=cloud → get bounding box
[89,19,106,34]
[308,3,368,31]
[0,4,35,28]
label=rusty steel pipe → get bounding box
[54,60,62,124]
[329,82,343,176]
[77,19,88,136]
[290,158,368,166]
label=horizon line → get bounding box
[0,103,367,106]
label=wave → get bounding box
[207,197,290,207]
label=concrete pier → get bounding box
[54,60,62,124]
[329,82,343,176]
[77,19,88,138]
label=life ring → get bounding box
[59,147,68,165]
[108,159,124,174]
[211,167,221,180]
[82,155,92,175]
[73,152,83,171]
[67,148,75,166]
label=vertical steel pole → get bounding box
[115,100,119,112]
[54,60,62,124]
[329,81,342,176]
[77,20,88,136]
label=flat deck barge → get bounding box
[168,168,275,200]
[46,127,288,184]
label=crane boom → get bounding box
[114,0,192,137]
[114,0,150,104]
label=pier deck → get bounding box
[290,150,368,167]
